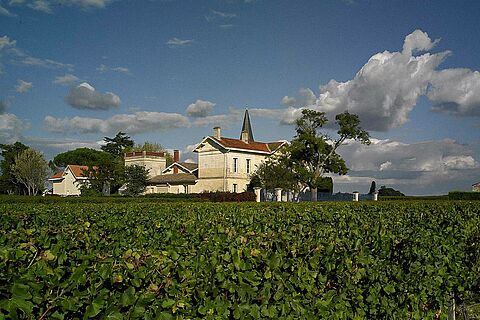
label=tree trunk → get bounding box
[311,187,317,201]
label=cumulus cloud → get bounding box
[15,79,33,93]
[330,138,479,195]
[44,111,190,134]
[192,108,243,128]
[0,112,30,143]
[256,29,480,131]
[166,37,194,47]
[186,99,216,117]
[428,69,480,116]
[53,73,80,86]
[65,82,120,110]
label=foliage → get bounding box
[125,141,174,165]
[1,201,480,319]
[288,109,370,200]
[378,185,405,197]
[79,157,124,196]
[123,165,150,196]
[11,148,49,196]
[249,154,300,192]
[449,191,480,200]
[101,131,134,157]
[0,142,29,194]
[197,191,256,202]
[52,148,113,168]
[368,181,376,194]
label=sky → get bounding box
[1,0,480,195]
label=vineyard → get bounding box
[1,201,480,319]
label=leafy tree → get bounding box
[11,148,49,196]
[249,153,301,192]
[288,109,370,201]
[368,181,377,194]
[101,131,134,157]
[53,148,113,168]
[125,141,174,165]
[124,165,150,196]
[79,157,124,196]
[378,185,405,197]
[0,142,29,194]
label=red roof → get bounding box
[68,165,90,178]
[49,171,64,180]
[210,137,285,153]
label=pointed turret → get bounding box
[240,109,254,143]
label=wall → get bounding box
[125,154,166,178]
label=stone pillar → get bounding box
[275,188,282,202]
[353,191,359,202]
[254,187,261,202]
[373,191,378,201]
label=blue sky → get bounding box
[1,0,479,195]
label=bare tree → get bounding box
[12,148,49,196]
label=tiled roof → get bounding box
[210,136,285,153]
[179,162,198,171]
[68,165,90,178]
[149,173,197,185]
[49,171,64,180]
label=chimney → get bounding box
[213,127,221,139]
[173,150,179,174]
[241,130,249,143]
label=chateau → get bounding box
[126,110,287,194]
[49,110,286,195]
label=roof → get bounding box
[68,165,91,178]
[207,136,287,153]
[124,151,165,158]
[240,109,254,143]
[148,173,197,185]
[162,162,198,174]
[49,171,64,181]
[473,182,480,187]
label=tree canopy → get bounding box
[0,142,29,194]
[101,131,134,157]
[284,109,370,201]
[53,148,114,168]
[11,148,49,196]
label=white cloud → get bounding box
[97,64,131,74]
[53,73,80,86]
[44,111,191,134]
[166,37,194,47]
[186,99,216,117]
[330,138,479,195]
[0,36,16,51]
[428,69,480,116]
[15,80,33,93]
[259,29,480,131]
[28,0,52,13]
[211,9,236,18]
[65,82,121,110]
[192,108,243,128]
[0,113,30,143]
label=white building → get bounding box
[48,165,90,196]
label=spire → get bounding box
[240,109,254,142]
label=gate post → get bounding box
[353,191,359,202]
[254,187,261,202]
[275,188,282,202]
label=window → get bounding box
[233,158,238,173]
[246,159,251,174]
[233,183,237,193]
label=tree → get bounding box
[378,185,405,197]
[79,157,124,196]
[125,141,174,165]
[249,154,300,193]
[368,181,377,194]
[53,148,113,168]
[288,109,370,201]
[101,132,134,157]
[124,165,150,196]
[11,148,49,196]
[0,142,29,194]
